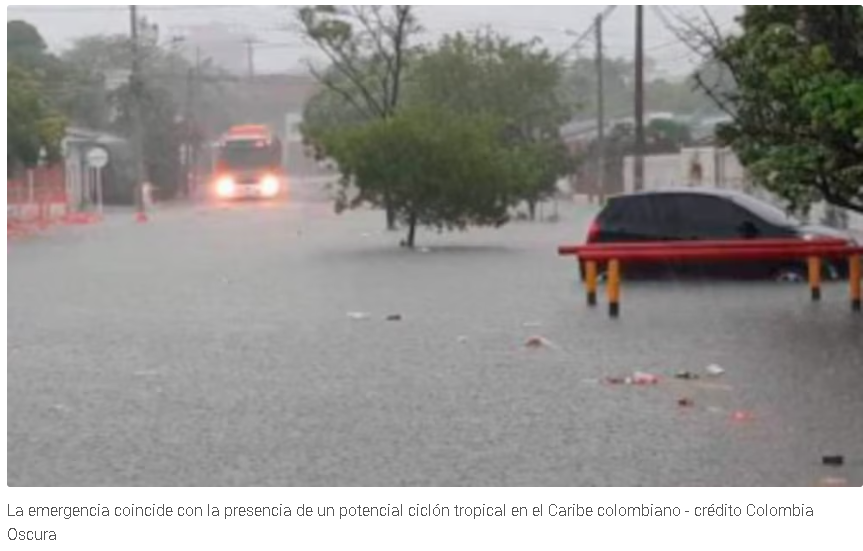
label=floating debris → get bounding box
[675,371,700,381]
[706,364,727,377]
[604,372,660,386]
[386,314,403,322]
[525,336,556,349]
[632,372,661,386]
[678,398,695,408]
[347,312,372,321]
[822,455,845,467]
[817,477,848,487]
[731,410,755,423]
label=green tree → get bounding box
[298,5,420,230]
[7,64,66,175]
[699,6,863,214]
[324,107,519,248]
[409,31,576,219]
[7,20,62,79]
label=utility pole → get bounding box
[129,5,148,218]
[184,46,203,200]
[244,38,256,80]
[595,13,606,202]
[634,5,646,193]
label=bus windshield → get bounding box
[219,141,281,171]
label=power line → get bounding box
[9,5,274,14]
[563,5,618,57]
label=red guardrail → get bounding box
[558,239,863,318]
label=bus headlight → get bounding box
[260,176,280,198]
[216,177,236,198]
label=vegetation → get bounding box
[408,31,575,220]
[326,107,520,248]
[7,19,240,200]
[302,22,580,237]
[298,5,420,229]
[693,6,863,214]
[8,65,66,174]
[7,22,66,174]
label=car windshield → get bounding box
[732,194,801,227]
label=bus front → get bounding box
[212,132,286,201]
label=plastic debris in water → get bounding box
[817,477,848,487]
[347,312,372,321]
[604,372,660,386]
[678,398,695,408]
[632,372,661,386]
[822,455,845,467]
[731,410,754,422]
[706,364,726,377]
[386,314,403,322]
[419,247,432,254]
[525,336,555,349]
[675,371,700,381]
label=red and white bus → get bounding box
[211,125,287,201]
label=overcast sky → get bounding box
[7,5,742,77]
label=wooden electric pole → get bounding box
[595,13,606,202]
[634,5,646,192]
[244,38,256,80]
[129,5,148,216]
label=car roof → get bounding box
[608,187,748,201]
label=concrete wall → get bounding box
[623,147,862,232]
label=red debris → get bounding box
[731,410,754,423]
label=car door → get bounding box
[608,196,679,278]
[664,193,763,279]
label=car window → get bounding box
[731,195,800,228]
[602,197,672,237]
[665,194,751,239]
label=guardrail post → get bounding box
[608,259,621,318]
[808,257,822,302]
[585,261,598,307]
[851,255,861,313]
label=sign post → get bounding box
[86,147,110,216]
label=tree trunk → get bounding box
[528,200,537,222]
[385,192,397,231]
[405,211,418,249]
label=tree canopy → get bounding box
[298,5,420,229]
[700,6,863,214]
[325,107,519,248]
[7,22,66,174]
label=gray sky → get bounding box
[7,5,742,77]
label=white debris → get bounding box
[705,364,727,377]
[347,312,372,321]
[525,336,558,350]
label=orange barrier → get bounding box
[558,239,863,317]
